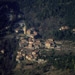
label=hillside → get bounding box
[1,1,75,75]
[17,0,75,39]
[1,0,75,39]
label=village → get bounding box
[1,1,75,75]
[12,20,75,64]
[1,19,75,65]
[14,20,56,63]
[1,19,75,64]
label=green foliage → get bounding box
[53,30,75,41]
[46,52,75,70]
[0,38,18,75]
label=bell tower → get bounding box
[23,25,27,35]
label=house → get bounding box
[72,28,75,31]
[27,29,31,35]
[15,29,18,33]
[34,39,41,48]
[14,20,26,34]
[19,36,25,40]
[17,51,21,55]
[16,54,22,63]
[14,28,19,33]
[47,38,54,42]
[35,39,41,44]
[27,34,34,38]
[19,41,25,48]
[21,39,27,44]
[32,50,38,59]
[55,41,62,44]
[28,44,34,50]
[45,40,55,49]
[21,49,26,57]
[0,49,4,54]
[26,55,33,61]
[26,29,34,38]
[32,51,36,56]
[26,53,38,61]
[33,54,38,60]
[55,45,61,50]
[32,50,39,56]
[37,59,47,64]
[21,53,26,60]
[45,41,51,49]
[28,41,33,45]
[72,28,75,34]
[16,58,20,63]
[34,45,39,49]
[30,27,35,31]
[14,27,24,34]
[19,38,28,48]
[28,37,34,44]
[22,53,25,57]
[26,27,39,39]
[31,38,35,42]
[59,26,69,31]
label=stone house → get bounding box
[16,53,22,63]
[72,28,75,31]
[45,41,51,49]
[0,49,4,54]
[34,45,39,49]
[28,37,34,44]
[35,39,41,45]
[27,29,31,35]
[33,39,41,49]
[14,27,19,33]
[17,51,21,55]
[59,26,69,31]
[32,50,38,59]
[72,28,75,34]
[45,40,55,49]
[26,55,33,61]
[37,59,47,64]
[28,44,34,50]
[32,50,39,56]
[47,38,54,42]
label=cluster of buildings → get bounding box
[59,26,75,34]
[59,26,69,31]
[15,20,56,63]
[16,49,39,63]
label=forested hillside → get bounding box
[16,0,75,39]
[0,0,75,39]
